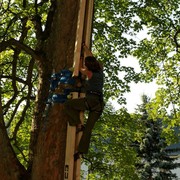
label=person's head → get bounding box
[85,56,102,72]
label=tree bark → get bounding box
[31,0,79,179]
[0,0,79,179]
[31,105,68,179]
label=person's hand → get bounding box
[82,42,86,50]
[82,42,85,47]
[82,43,93,56]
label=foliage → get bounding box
[131,0,180,131]
[93,0,143,102]
[82,103,142,179]
[0,1,50,170]
[136,120,179,179]
[0,49,37,167]
[93,0,180,131]
[134,95,180,180]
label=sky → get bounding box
[110,27,159,112]
[124,81,157,112]
[112,56,158,112]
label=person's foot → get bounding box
[76,124,85,133]
[74,152,83,161]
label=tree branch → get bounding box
[174,29,180,52]
[42,0,57,40]
[0,38,41,60]
[1,75,27,84]
[13,141,28,164]
[5,97,26,128]
[11,100,30,141]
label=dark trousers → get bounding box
[64,94,104,154]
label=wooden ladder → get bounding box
[64,0,94,180]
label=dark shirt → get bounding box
[86,70,104,94]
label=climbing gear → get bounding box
[86,91,103,101]
[87,90,102,96]
[49,69,76,103]
[84,90,104,114]
[43,69,77,122]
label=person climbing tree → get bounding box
[64,44,104,160]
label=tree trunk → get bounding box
[0,89,26,179]
[31,0,79,179]
[0,0,79,179]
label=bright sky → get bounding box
[112,56,158,112]
[123,81,157,112]
[111,27,158,112]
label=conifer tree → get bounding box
[135,95,180,180]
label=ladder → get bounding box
[64,0,94,180]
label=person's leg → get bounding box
[78,111,102,154]
[77,97,104,154]
[64,97,87,126]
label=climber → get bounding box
[64,43,104,159]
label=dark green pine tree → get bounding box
[135,95,180,180]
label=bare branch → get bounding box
[1,75,27,84]
[0,38,41,60]
[43,0,57,40]
[5,97,26,128]
[174,29,180,52]
[13,141,28,164]
[11,100,30,141]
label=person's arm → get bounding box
[80,67,93,79]
[79,57,93,79]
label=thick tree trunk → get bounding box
[0,0,79,179]
[31,0,79,179]
[0,126,26,180]
[31,105,68,179]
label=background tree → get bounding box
[132,0,180,133]
[134,95,180,180]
